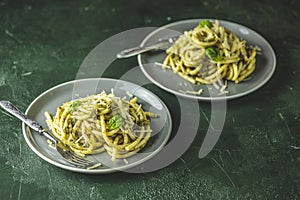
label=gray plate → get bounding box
[138,19,276,101]
[22,78,172,174]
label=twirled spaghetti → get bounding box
[162,20,258,90]
[44,90,157,161]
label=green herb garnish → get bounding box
[107,115,123,130]
[205,47,222,62]
[67,100,81,113]
[198,20,213,29]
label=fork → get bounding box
[0,100,97,169]
[117,35,179,58]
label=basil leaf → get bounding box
[198,20,213,29]
[205,47,222,62]
[107,115,123,130]
[67,100,81,113]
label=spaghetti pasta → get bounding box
[162,20,258,91]
[44,90,157,161]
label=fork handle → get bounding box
[0,100,57,144]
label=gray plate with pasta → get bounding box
[22,78,172,174]
[138,19,276,101]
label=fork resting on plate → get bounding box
[0,100,97,169]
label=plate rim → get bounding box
[22,77,172,174]
[138,18,277,101]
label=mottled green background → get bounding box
[0,0,299,199]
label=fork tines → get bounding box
[62,151,97,168]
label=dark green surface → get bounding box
[0,0,299,199]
